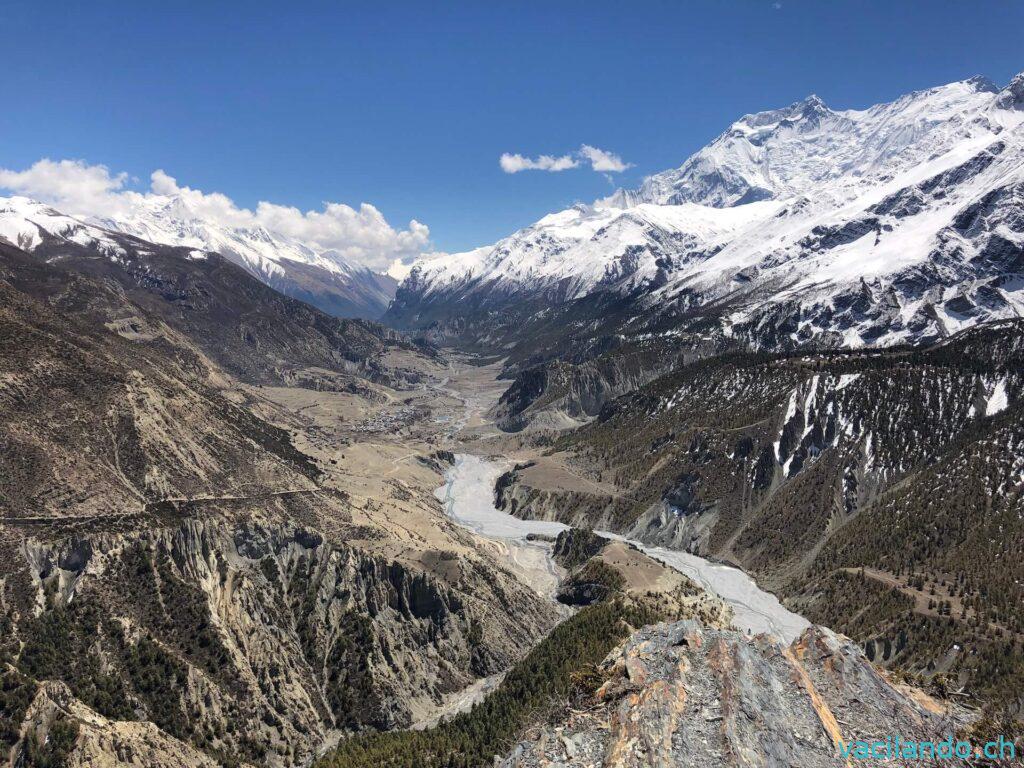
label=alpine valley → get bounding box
[2,71,1024,768]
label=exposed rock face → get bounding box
[502,621,971,767]
[494,463,634,533]
[492,347,682,432]
[4,517,558,767]
[497,476,625,531]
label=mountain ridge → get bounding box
[387,72,1024,369]
[0,194,398,320]
[0,200,427,390]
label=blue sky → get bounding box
[2,1,1022,259]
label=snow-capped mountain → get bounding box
[0,195,417,388]
[0,196,137,260]
[0,194,396,319]
[602,76,1007,208]
[387,72,1024,354]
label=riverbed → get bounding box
[435,453,568,597]
[437,452,810,644]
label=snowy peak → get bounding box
[996,71,1024,111]
[733,93,832,134]
[390,72,1024,354]
[0,196,127,256]
[0,193,396,319]
[93,193,316,276]
[962,74,1000,94]
[101,192,384,287]
[605,73,1021,211]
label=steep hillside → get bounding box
[494,322,1024,717]
[319,526,975,768]
[490,341,685,431]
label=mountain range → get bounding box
[2,70,1024,768]
[0,195,397,320]
[388,72,1024,366]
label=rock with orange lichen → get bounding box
[501,620,974,767]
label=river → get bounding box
[437,452,810,644]
[434,453,567,598]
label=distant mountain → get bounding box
[0,197,422,389]
[0,194,396,320]
[388,73,1024,364]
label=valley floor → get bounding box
[302,350,817,677]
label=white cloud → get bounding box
[0,158,144,217]
[385,257,416,281]
[499,145,632,174]
[499,152,579,173]
[146,170,253,229]
[0,160,430,271]
[254,198,430,269]
[578,145,632,173]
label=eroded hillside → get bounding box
[0,243,559,767]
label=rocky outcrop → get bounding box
[18,681,223,768]
[493,467,635,533]
[502,620,972,767]
[551,529,609,570]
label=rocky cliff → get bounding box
[491,344,686,432]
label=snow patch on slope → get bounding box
[986,378,1010,416]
